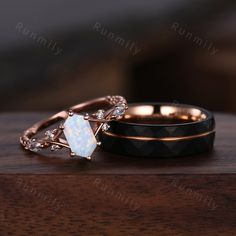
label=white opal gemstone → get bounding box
[63,114,97,158]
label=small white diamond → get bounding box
[113,103,126,117]
[26,139,41,152]
[45,129,57,140]
[51,145,60,151]
[95,109,105,119]
[102,123,110,131]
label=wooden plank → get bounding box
[0,175,235,235]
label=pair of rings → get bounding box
[20,96,215,160]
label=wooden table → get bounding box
[0,113,235,235]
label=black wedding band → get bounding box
[99,103,215,157]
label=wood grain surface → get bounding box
[0,175,235,236]
[0,113,235,235]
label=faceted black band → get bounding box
[99,103,215,157]
[100,131,215,157]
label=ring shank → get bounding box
[122,104,208,124]
[21,96,125,143]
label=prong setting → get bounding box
[59,123,65,130]
[70,152,76,157]
[84,113,90,120]
[68,110,74,116]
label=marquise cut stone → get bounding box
[63,114,97,158]
[113,103,126,117]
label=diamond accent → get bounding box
[113,103,126,117]
[102,123,110,132]
[51,145,60,151]
[25,139,42,152]
[95,109,105,119]
[45,129,57,140]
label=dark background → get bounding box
[1,0,236,112]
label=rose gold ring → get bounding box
[20,96,128,160]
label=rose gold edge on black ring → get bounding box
[99,103,215,157]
